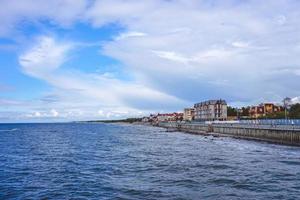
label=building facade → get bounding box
[194,100,227,121]
[249,103,284,118]
[151,112,184,123]
[249,105,264,118]
[183,108,195,121]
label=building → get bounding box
[152,112,184,123]
[142,117,150,123]
[194,99,227,121]
[157,113,171,122]
[249,105,265,118]
[183,108,195,121]
[249,103,284,118]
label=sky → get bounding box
[1,0,300,122]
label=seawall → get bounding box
[158,122,300,146]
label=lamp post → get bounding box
[283,97,291,123]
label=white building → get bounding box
[194,99,227,121]
[183,108,195,121]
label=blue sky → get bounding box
[1,0,300,122]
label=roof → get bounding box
[194,99,227,107]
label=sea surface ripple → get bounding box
[0,123,300,200]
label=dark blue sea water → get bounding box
[1,123,300,200]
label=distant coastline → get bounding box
[80,118,142,124]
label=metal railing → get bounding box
[204,119,300,131]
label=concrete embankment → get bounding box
[158,122,300,146]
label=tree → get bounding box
[241,107,250,116]
[289,103,300,119]
[227,106,237,116]
[264,111,285,119]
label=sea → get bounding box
[0,123,300,200]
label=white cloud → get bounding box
[16,36,187,120]
[193,49,236,63]
[98,110,104,115]
[116,31,147,40]
[2,0,300,121]
[292,97,300,104]
[19,36,72,77]
[50,109,59,117]
[86,0,159,27]
[152,50,190,64]
[275,15,287,25]
[232,41,250,48]
[0,0,88,36]
[34,111,41,117]
[89,0,300,104]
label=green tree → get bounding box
[227,106,237,116]
[264,111,285,119]
[289,103,300,119]
[241,107,250,117]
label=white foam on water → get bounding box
[0,128,19,132]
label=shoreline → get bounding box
[83,121,300,147]
[169,128,300,147]
[137,122,300,147]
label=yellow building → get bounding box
[249,103,284,118]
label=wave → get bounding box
[0,128,19,132]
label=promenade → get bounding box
[159,120,300,146]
